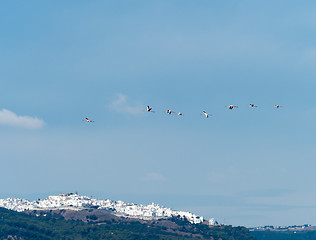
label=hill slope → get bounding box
[0,208,255,240]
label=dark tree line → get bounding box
[0,208,255,240]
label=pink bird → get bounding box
[201,111,211,118]
[146,106,155,112]
[274,104,283,108]
[225,105,238,109]
[83,117,94,123]
[167,109,175,115]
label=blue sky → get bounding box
[1,0,316,227]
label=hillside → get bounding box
[0,208,255,240]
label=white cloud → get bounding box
[143,172,166,182]
[0,109,44,129]
[108,93,143,115]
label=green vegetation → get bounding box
[169,216,255,240]
[0,208,255,240]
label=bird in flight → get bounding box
[83,117,94,123]
[178,112,183,116]
[201,111,211,118]
[167,109,175,115]
[249,104,258,108]
[274,104,283,108]
[226,105,238,109]
[146,106,155,112]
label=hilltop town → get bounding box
[0,193,217,225]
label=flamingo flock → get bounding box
[83,104,283,123]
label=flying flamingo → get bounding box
[225,105,238,109]
[146,106,155,112]
[274,104,283,108]
[83,117,94,123]
[167,109,175,115]
[201,111,211,118]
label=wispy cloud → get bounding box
[142,172,166,182]
[0,109,44,129]
[108,93,143,115]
